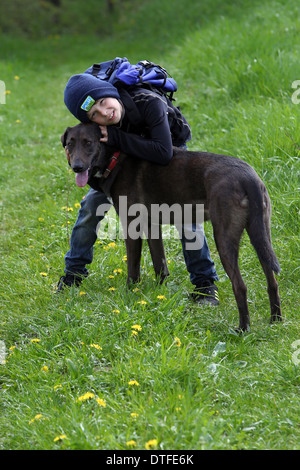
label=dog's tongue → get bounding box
[75,170,89,187]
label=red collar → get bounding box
[103,151,121,179]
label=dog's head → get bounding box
[61,122,110,188]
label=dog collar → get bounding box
[103,151,121,179]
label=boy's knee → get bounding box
[80,190,111,213]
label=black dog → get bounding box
[61,122,281,331]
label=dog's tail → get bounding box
[245,178,280,274]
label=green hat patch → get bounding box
[80,95,95,112]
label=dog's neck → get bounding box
[89,148,127,198]
[102,150,121,179]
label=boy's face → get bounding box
[87,97,123,126]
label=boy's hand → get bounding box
[99,125,108,142]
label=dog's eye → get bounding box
[85,141,92,146]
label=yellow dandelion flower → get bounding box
[137,300,147,305]
[76,392,95,402]
[130,412,139,418]
[145,438,158,450]
[113,268,122,274]
[126,440,137,447]
[14,75,20,80]
[29,414,43,424]
[15,119,21,123]
[53,434,67,442]
[107,242,116,248]
[174,337,181,347]
[108,275,114,279]
[131,324,142,331]
[79,291,86,296]
[30,338,40,343]
[40,272,48,277]
[9,346,16,351]
[122,255,127,261]
[74,202,81,208]
[5,90,11,95]
[41,365,49,372]
[54,384,62,391]
[89,343,102,351]
[108,287,116,291]
[157,295,167,300]
[95,397,106,407]
[131,330,138,337]
[132,287,139,292]
[128,380,139,386]
[112,309,120,314]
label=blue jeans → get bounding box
[64,188,219,286]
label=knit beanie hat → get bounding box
[64,73,121,123]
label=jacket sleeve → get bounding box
[106,95,173,165]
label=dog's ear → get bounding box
[61,127,71,166]
[65,149,71,166]
[61,127,70,148]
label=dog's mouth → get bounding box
[75,168,90,188]
[74,165,105,187]
[73,152,102,188]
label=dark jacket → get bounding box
[106,87,191,165]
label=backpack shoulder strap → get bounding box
[118,88,144,126]
[91,63,101,77]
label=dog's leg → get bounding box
[261,263,282,323]
[212,211,250,331]
[117,208,143,285]
[264,203,282,323]
[247,193,282,323]
[125,236,143,285]
[219,248,250,331]
[260,206,282,323]
[147,224,169,284]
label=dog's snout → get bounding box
[72,163,85,173]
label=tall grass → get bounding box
[0,0,299,450]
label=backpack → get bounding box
[84,57,177,100]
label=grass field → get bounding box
[0,0,300,450]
